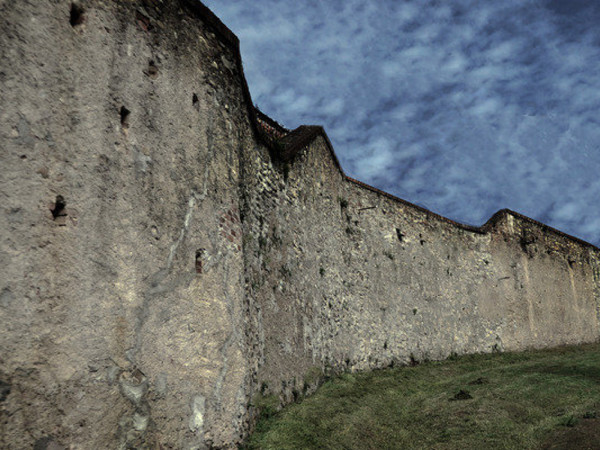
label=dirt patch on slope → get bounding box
[540,418,600,450]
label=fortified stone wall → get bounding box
[0,1,256,448]
[240,132,600,410]
[1,1,599,449]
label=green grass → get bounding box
[246,343,600,449]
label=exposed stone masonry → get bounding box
[1,1,599,448]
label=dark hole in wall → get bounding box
[519,235,537,259]
[146,60,158,79]
[70,3,85,27]
[120,106,130,128]
[283,163,290,182]
[195,249,205,273]
[383,340,388,350]
[568,258,575,268]
[519,233,535,252]
[0,380,11,402]
[192,93,199,105]
[51,195,67,219]
[395,228,404,242]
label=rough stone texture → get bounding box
[1,1,599,448]
[240,136,600,408]
[0,1,253,448]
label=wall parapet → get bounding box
[181,0,598,254]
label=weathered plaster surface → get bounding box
[0,1,253,448]
[0,1,598,448]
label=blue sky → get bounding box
[202,0,600,247]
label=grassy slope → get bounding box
[247,343,600,449]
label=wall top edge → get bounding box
[180,0,239,47]
[187,0,598,253]
[499,209,599,251]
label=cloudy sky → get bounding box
[202,0,600,246]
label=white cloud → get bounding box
[202,0,600,246]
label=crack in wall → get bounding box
[166,192,198,270]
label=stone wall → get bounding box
[240,134,600,411]
[0,1,256,448]
[1,1,599,448]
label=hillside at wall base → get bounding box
[1,1,599,448]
